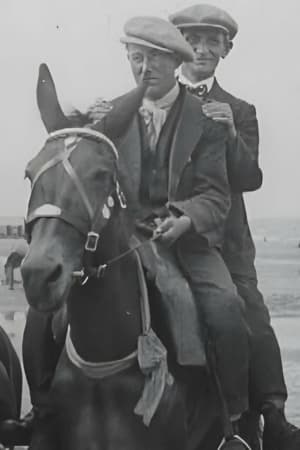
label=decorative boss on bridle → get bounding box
[25,128,128,284]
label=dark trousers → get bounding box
[178,246,250,416]
[232,274,287,411]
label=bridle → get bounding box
[26,128,128,283]
[26,128,159,285]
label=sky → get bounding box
[0,0,299,219]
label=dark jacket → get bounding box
[207,80,262,278]
[116,87,230,250]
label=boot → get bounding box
[239,410,262,450]
[263,403,300,450]
[0,407,36,446]
[218,421,252,450]
[218,434,252,449]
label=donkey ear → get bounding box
[37,63,70,133]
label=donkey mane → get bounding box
[66,108,92,127]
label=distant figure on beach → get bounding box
[264,236,267,242]
[4,239,28,290]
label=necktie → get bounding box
[139,102,167,153]
[186,84,208,99]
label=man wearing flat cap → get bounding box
[117,15,252,450]
[170,4,300,450]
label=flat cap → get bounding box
[121,16,194,62]
[169,4,238,40]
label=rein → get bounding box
[73,230,162,284]
[66,246,173,427]
[66,248,151,378]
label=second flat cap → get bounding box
[169,4,238,40]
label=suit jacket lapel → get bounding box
[117,115,142,203]
[155,92,182,167]
[168,90,205,200]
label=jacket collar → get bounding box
[176,67,215,92]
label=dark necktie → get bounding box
[186,84,208,99]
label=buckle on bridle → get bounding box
[85,232,100,252]
[96,264,107,278]
[72,269,89,285]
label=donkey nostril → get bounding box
[47,264,63,284]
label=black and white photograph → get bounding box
[0,1,299,449]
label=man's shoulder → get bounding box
[211,81,255,113]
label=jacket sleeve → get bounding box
[168,121,231,247]
[226,102,262,192]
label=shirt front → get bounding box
[139,82,180,150]
[176,67,215,93]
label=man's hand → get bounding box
[87,98,113,123]
[154,215,192,246]
[202,101,237,140]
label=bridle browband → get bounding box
[49,128,119,159]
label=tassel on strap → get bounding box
[134,329,174,426]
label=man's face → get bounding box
[127,44,180,100]
[182,28,230,79]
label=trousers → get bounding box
[177,245,250,416]
[232,274,287,410]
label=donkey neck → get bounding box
[68,214,142,363]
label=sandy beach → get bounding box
[0,227,298,435]
[272,317,300,424]
[254,229,300,424]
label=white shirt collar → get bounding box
[143,82,180,111]
[176,67,215,93]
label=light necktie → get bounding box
[139,101,167,153]
[139,83,180,152]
